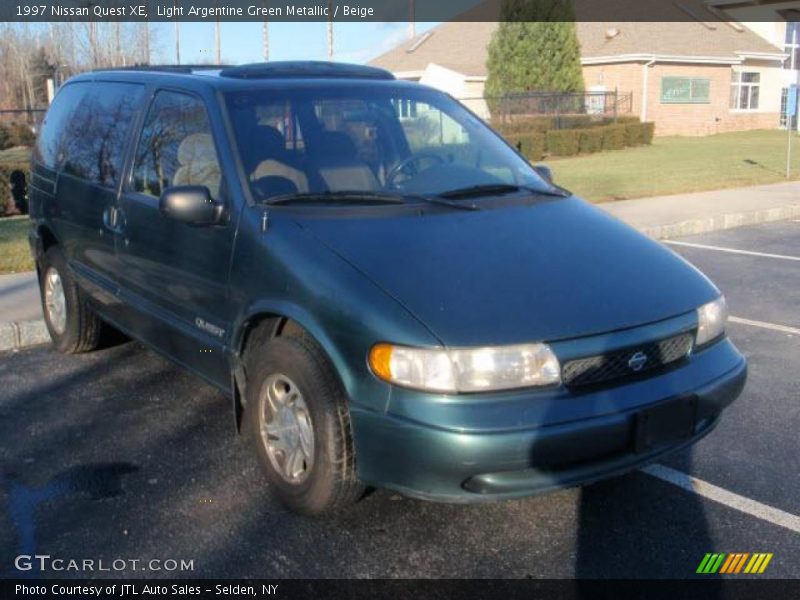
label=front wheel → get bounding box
[244,334,364,515]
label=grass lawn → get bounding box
[0,131,798,272]
[549,129,800,203]
[0,215,34,274]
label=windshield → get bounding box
[224,84,550,204]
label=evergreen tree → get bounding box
[485,0,584,104]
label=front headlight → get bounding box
[368,342,561,393]
[696,296,727,347]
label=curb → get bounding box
[0,319,50,352]
[630,204,800,240]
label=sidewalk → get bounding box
[0,270,48,350]
[600,180,800,239]
[0,271,40,322]
[2,180,799,351]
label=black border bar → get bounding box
[0,0,792,23]
[3,579,800,600]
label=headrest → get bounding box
[258,126,287,154]
[312,131,358,159]
[177,133,217,166]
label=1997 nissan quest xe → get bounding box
[29,62,746,515]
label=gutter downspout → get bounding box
[641,58,656,122]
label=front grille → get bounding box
[561,332,694,388]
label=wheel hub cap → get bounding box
[259,373,314,485]
[44,267,67,335]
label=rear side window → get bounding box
[34,83,87,170]
[61,82,145,187]
[132,91,221,198]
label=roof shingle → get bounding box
[369,1,783,77]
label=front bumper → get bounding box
[350,338,746,502]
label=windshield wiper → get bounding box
[405,193,480,211]
[264,190,480,212]
[263,191,406,206]
[438,183,571,200]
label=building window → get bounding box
[730,72,760,110]
[660,77,710,104]
[781,87,798,129]
[785,22,800,70]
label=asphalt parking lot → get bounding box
[0,220,798,579]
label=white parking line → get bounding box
[664,240,800,262]
[641,464,800,534]
[729,316,800,336]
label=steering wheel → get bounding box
[386,153,445,188]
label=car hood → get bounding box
[296,197,718,346]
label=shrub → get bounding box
[621,121,656,146]
[0,163,30,216]
[546,129,580,156]
[7,123,35,148]
[512,132,547,161]
[499,118,650,157]
[624,122,644,146]
[557,115,595,129]
[0,125,10,151]
[494,115,554,135]
[641,121,655,145]
[577,128,604,153]
[601,124,626,151]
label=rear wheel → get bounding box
[244,333,364,515]
[40,247,103,353]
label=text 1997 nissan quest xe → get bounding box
[29,62,746,515]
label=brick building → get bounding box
[370,4,790,136]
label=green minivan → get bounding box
[29,62,746,515]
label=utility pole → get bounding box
[175,21,181,64]
[408,0,415,39]
[214,0,221,64]
[143,22,150,65]
[787,26,798,179]
[327,0,334,60]
[268,19,269,62]
[215,21,221,64]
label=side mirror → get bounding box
[533,164,554,184]
[159,186,222,225]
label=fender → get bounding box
[228,298,356,432]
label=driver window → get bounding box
[132,91,221,199]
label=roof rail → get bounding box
[219,61,395,80]
[91,64,233,74]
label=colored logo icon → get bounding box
[696,553,773,574]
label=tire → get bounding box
[244,334,364,515]
[39,246,103,353]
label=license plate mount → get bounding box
[634,396,697,453]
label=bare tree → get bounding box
[0,21,162,116]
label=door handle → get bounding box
[102,206,124,234]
